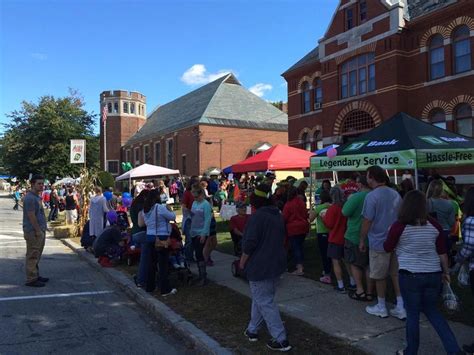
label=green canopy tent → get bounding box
[311,112,474,189]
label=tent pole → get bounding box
[414,168,419,190]
[394,169,398,185]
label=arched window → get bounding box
[301,82,311,113]
[453,26,471,74]
[123,102,129,114]
[313,78,323,109]
[454,103,473,137]
[130,102,136,114]
[429,34,445,80]
[312,130,323,151]
[341,110,375,135]
[340,53,375,99]
[107,102,112,113]
[428,108,446,130]
[301,132,311,151]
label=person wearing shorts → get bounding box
[323,187,348,293]
[360,166,405,319]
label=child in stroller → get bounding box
[169,222,186,269]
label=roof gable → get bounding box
[126,74,287,145]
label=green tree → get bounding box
[0,90,99,179]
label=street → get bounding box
[0,193,188,354]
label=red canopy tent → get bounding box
[232,144,314,173]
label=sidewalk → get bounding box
[200,251,473,354]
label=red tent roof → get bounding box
[232,144,314,173]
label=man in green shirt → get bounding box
[342,176,373,301]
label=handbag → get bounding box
[154,205,169,249]
[441,282,460,313]
[458,263,470,288]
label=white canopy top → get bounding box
[115,163,180,181]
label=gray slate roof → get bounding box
[282,46,320,75]
[126,74,288,145]
[283,0,457,75]
[406,0,458,20]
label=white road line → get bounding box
[0,290,113,302]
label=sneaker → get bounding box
[179,262,186,269]
[25,280,45,287]
[206,259,214,267]
[319,275,332,284]
[162,288,178,297]
[37,276,49,283]
[266,339,292,352]
[244,329,259,342]
[172,263,180,269]
[366,304,389,318]
[334,286,346,294]
[390,307,407,320]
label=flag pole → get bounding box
[103,119,107,171]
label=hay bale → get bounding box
[53,225,76,239]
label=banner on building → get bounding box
[70,139,86,164]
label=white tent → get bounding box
[115,164,180,182]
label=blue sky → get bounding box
[0,0,338,133]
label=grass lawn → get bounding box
[215,218,474,327]
[116,263,365,354]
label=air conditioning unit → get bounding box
[314,102,322,110]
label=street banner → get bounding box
[311,149,416,172]
[417,148,474,168]
[70,139,86,164]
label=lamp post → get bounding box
[204,139,223,170]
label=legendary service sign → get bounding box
[70,139,86,164]
[311,150,416,172]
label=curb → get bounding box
[60,238,232,355]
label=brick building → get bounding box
[101,74,288,176]
[283,0,474,166]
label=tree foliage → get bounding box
[97,170,115,189]
[0,91,99,179]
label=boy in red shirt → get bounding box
[229,202,249,256]
[323,186,348,293]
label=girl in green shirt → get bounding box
[309,190,332,283]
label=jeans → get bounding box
[192,237,206,262]
[247,277,287,343]
[156,247,171,294]
[317,233,331,275]
[48,206,58,221]
[183,218,194,261]
[138,241,155,286]
[289,235,306,265]
[399,272,460,355]
[169,251,184,266]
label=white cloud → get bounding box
[249,83,273,97]
[181,64,233,85]
[31,52,48,60]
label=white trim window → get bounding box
[166,138,174,169]
[134,147,140,166]
[107,160,119,175]
[143,144,150,164]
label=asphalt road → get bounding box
[0,192,188,354]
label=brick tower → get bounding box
[99,90,146,175]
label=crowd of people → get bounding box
[18,167,474,354]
